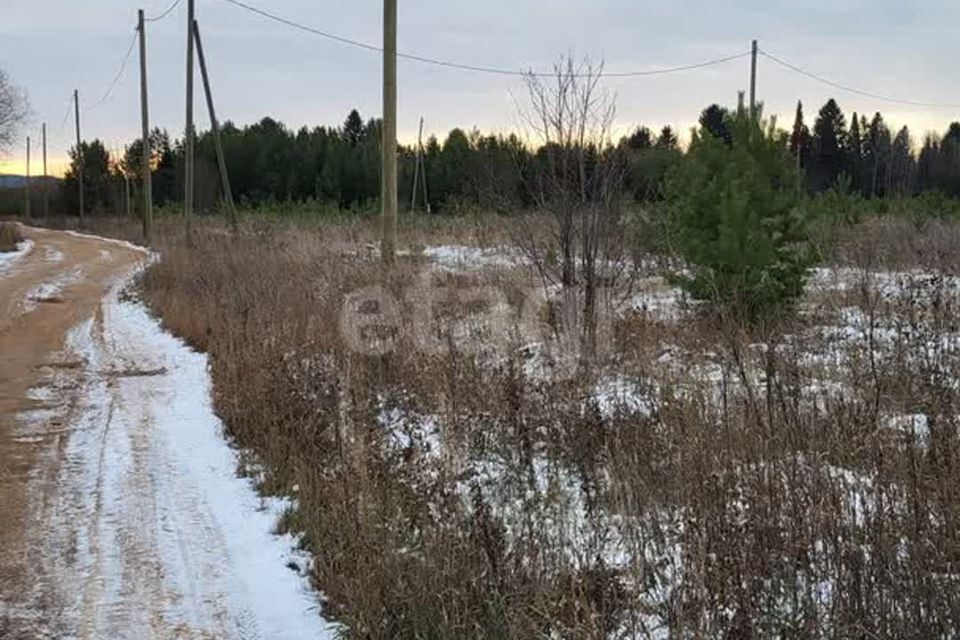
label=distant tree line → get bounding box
[783,99,960,198]
[58,102,960,217]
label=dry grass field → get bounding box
[65,211,960,639]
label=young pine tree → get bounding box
[666,108,815,322]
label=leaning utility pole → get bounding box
[749,39,758,119]
[42,123,49,218]
[184,0,196,229]
[25,136,31,218]
[381,0,398,264]
[74,89,84,223]
[410,116,423,212]
[138,9,154,242]
[193,19,237,228]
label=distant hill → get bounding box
[0,175,62,189]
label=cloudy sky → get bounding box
[2,0,959,176]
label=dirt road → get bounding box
[0,226,332,639]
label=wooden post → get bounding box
[139,9,154,242]
[124,171,132,218]
[381,0,397,264]
[74,89,84,223]
[193,19,238,228]
[410,116,423,212]
[184,0,196,228]
[420,135,430,214]
[749,39,758,119]
[42,123,49,218]
[25,136,31,218]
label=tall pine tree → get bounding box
[699,104,731,146]
[865,113,892,197]
[848,112,865,194]
[809,99,848,193]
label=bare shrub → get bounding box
[515,56,630,362]
[0,221,24,251]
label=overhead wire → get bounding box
[55,93,74,136]
[759,48,959,109]
[145,0,183,22]
[218,0,749,78]
[49,1,958,159]
[84,28,138,112]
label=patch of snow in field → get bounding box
[884,413,931,447]
[809,265,960,301]
[626,277,688,322]
[591,375,657,420]
[823,462,876,527]
[422,244,524,270]
[0,239,34,275]
[378,402,443,459]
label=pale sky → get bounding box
[2,0,959,176]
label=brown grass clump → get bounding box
[80,212,960,639]
[0,222,24,252]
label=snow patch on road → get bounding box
[21,266,85,312]
[63,229,149,255]
[43,246,65,262]
[18,282,336,639]
[0,239,34,275]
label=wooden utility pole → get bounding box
[381,0,398,264]
[749,39,758,119]
[184,0,196,228]
[410,116,423,212]
[138,9,154,242]
[193,19,237,228]
[42,123,49,218]
[124,170,132,218]
[74,89,84,223]
[25,136,31,218]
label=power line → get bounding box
[145,0,183,22]
[85,29,138,112]
[759,48,960,109]
[55,93,74,136]
[218,0,749,78]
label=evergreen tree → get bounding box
[789,101,812,193]
[789,101,809,156]
[62,139,113,213]
[656,126,679,150]
[623,126,654,150]
[889,126,915,196]
[809,99,848,192]
[699,104,731,146]
[343,109,364,147]
[666,110,813,321]
[847,113,865,194]
[865,113,892,197]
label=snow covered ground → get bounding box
[422,244,524,271]
[11,280,337,639]
[0,239,34,276]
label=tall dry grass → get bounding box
[0,222,24,252]
[113,213,960,638]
